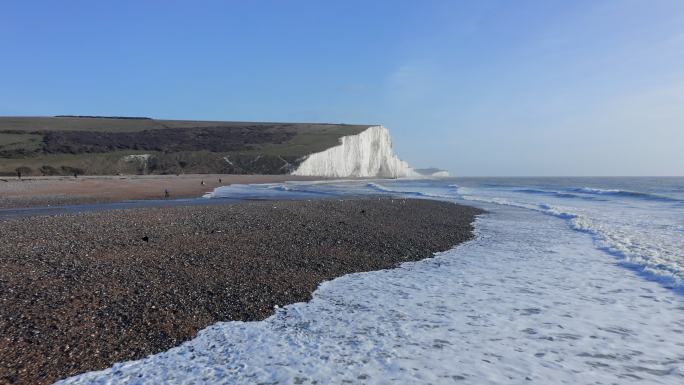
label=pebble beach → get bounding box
[0,198,483,384]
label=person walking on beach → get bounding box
[164,189,170,199]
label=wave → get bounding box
[266,184,292,192]
[514,188,591,200]
[459,194,684,289]
[365,183,456,200]
[268,184,345,197]
[569,187,682,203]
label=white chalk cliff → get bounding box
[292,125,417,178]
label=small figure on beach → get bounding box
[201,180,205,185]
[14,167,31,180]
[164,189,170,199]
[219,178,222,183]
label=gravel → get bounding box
[0,198,484,385]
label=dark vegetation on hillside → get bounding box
[0,117,369,176]
[54,115,153,120]
[42,127,295,154]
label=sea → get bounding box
[60,177,684,385]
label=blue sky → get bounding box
[1,1,683,176]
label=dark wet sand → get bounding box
[0,198,484,385]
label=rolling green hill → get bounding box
[0,116,370,176]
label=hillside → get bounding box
[0,116,370,176]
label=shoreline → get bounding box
[0,174,325,209]
[0,198,484,385]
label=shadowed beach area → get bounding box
[0,198,483,384]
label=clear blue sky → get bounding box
[2,1,683,176]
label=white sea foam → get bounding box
[452,184,684,288]
[365,182,455,200]
[575,187,622,194]
[572,186,683,203]
[58,193,684,385]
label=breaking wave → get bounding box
[514,188,592,200]
[365,182,454,200]
[570,187,682,203]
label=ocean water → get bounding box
[371,177,684,289]
[59,177,684,384]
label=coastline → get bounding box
[0,174,324,209]
[0,198,484,385]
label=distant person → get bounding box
[219,178,222,183]
[164,189,170,199]
[74,172,78,179]
[201,180,205,186]
[16,171,21,180]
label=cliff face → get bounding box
[292,126,417,178]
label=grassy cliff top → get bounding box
[0,116,371,134]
